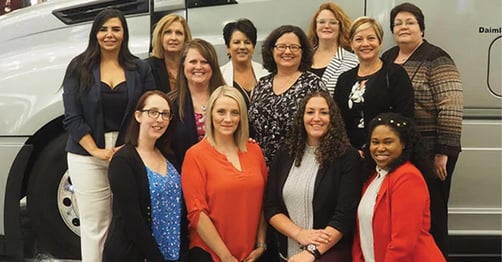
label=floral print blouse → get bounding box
[248,71,325,166]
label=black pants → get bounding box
[427,154,459,260]
[188,247,213,262]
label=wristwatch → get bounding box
[305,244,321,259]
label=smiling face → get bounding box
[212,96,240,139]
[315,9,340,43]
[183,48,213,88]
[392,11,423,47]
[135,94,171,141]
[304,96,330,146]
[351,25,381,62]
[96,17,124,53]
[273,32,302,71]
[369,124,404,169]
[227,30,255,64]
[162,21,186,54]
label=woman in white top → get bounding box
[307,2,358,95]
[220,18,269,107]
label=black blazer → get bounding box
[170,94,199,163]
[103,144,188,262]
[333,60,414,148]
[264,146,362,257]
[62,59,155,155]
[146,56,172,93]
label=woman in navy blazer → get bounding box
[168,39,226,163]
[265,91,362,262]
[62,8,154,262]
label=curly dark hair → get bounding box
[261,25,313,74]
[362,112,433,181]
[286,91,351,168]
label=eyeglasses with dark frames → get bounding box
[274,44,302,52]
[140,109,172,120]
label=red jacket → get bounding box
[352,162,445,262]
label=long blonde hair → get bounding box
[151,14,192,58]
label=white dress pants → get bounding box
[67,132,118,262]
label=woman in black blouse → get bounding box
[333,17,414,155]
[62,9,154,261]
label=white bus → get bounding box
[0,0,500,259]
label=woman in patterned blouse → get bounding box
[248,25,326,166]
[381,3,463,257]
[104,90,187,261]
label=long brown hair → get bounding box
[307,2,352,51]
[169,39,226,120]
[125,90,175,156]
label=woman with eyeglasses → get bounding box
[62,8,155,261]
[104,90,188,262]
[308,2,358,96]
[248,25,326,167]
[333,17,414,157]
[381,4,463,257]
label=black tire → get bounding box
[26,132,81,259]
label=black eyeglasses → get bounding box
[274,44,302,52]
[140,109,172,120]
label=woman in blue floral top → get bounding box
[104,90,187,262]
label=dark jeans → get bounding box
[427,154,459,260]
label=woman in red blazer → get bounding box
[352,113,445,262]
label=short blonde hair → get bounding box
[349,16,384,44]
[204,85,249,152]
[151,14,192,58]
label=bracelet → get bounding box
[256,242,267,251]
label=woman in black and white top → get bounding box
[248,25,325,166]
[333,17,414,155]
[307,2,358,96]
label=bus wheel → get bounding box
[27,132,81,259]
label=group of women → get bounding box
[62,1,462,262]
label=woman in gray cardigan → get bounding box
[265,91,362,262]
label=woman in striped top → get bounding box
[307,2,358,96]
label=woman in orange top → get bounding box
[182,85,267,262]
[352,112,445,262]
